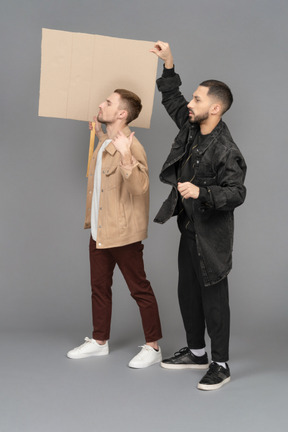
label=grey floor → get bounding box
[1,328,287,432]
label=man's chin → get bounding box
[97,116,106,125]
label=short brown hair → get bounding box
[114,89,142,124]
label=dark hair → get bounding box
[114,89,142,124]
[199,80,233,114]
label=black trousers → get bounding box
[178,233,230,362]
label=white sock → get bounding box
[215,362,226,368]
[191,348,206,357]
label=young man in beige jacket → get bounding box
[67,89,162,368]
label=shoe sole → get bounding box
[129,358,162,369]
[67,351,109,359]
[197,376,231,391]
[161,362,209,370]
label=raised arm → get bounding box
[151,41,189,129]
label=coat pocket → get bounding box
[103,165,119,190]
[195,176,216,187]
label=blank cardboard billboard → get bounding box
[38,28,158,128]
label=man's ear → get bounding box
[119,110,128,121]
[210,104,221,116]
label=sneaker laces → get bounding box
[135,345,155,358]
[206,362,221,377]
[76,337,95,351]
[138,345,153,351]
[173,347,190,358]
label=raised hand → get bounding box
[150,40,174,69]
[113,131,135,165]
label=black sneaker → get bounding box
[197,362,231,390]
[161,347,209,369]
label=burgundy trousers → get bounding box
[89,237,162,342]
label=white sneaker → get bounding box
[67,337,109,359]
[128,345,162,368]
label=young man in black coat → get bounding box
[151,41,247,390]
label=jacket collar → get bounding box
[192,119,224,155]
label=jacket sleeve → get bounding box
[156,67,190,130]
[198,147,247,211]
[119,137,149,196]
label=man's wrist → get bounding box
[120,152,133,165]
[162,64,175,77]
[164,56,174,69]
[198,187,209,202]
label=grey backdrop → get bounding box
[1,1,287,431]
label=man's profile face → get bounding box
[97,92,123,125]
[187,86,214,124]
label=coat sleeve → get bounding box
[156,68,190,130]
[198,147,247,211]
[119,137,149,196]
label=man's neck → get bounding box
[106,121,127,139]
[200,117,221,135]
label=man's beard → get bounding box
[97,113,114,125]
[97,114,107,125]
[189,111,209,124]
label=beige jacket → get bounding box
[84,126,149,249]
